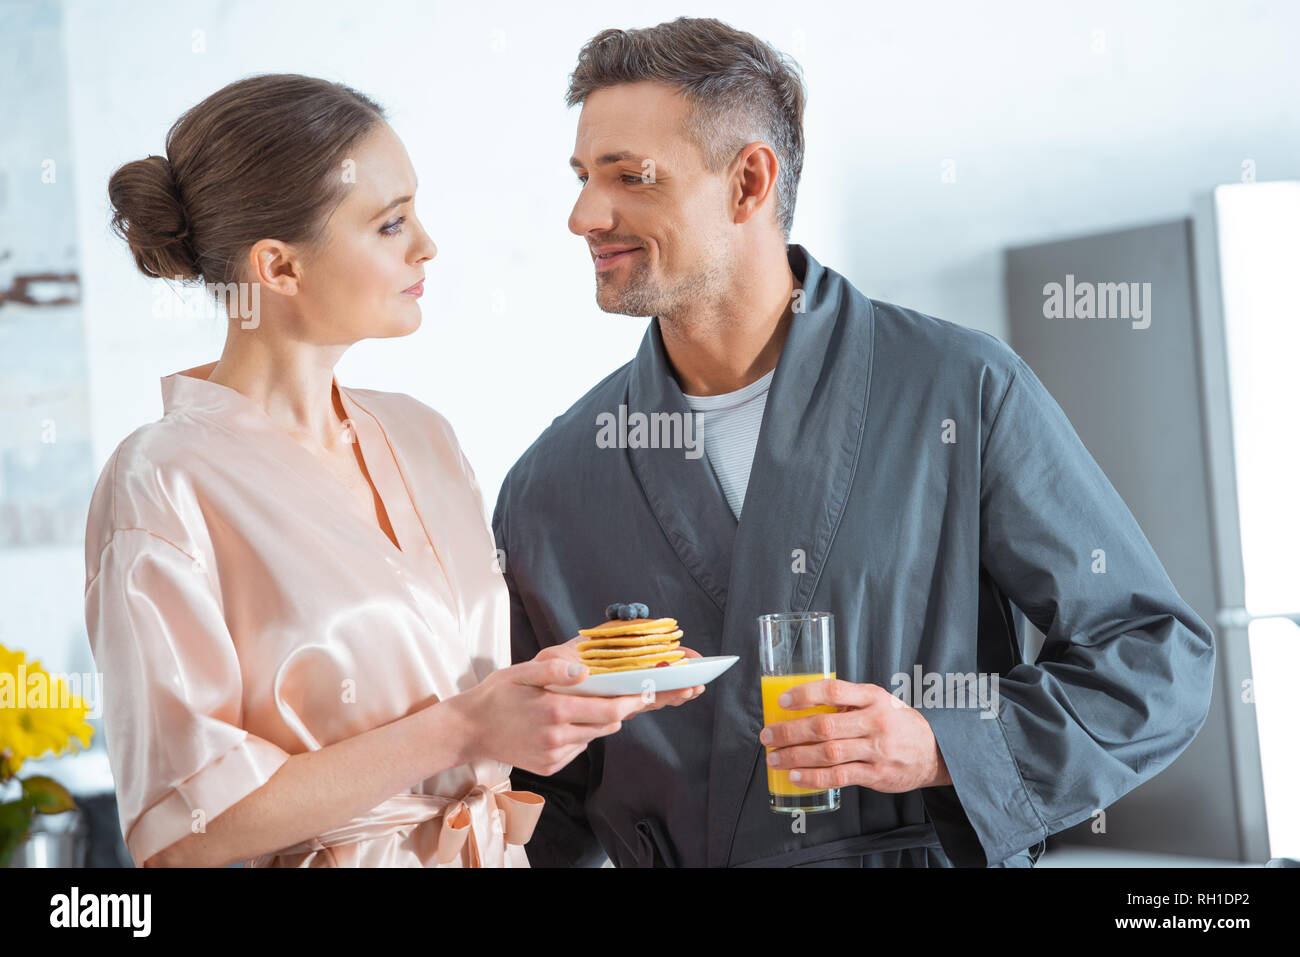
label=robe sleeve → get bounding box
[493,485,610,867]
[920,354,1216,866]
[85,528,291,866]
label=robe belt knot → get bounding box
[274,780,544,867]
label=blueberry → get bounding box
[605,603,623,620]
[630,602,650,619]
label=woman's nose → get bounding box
[412,222,437,263]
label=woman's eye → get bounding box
[380,216,405,236]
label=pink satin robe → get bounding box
[83,361,542,867]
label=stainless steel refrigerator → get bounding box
[1004,181,1299,863]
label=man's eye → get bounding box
[575,175,587,187]
[621,174,644,184]
[380,216,405,236]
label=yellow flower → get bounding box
[0,642,94,779]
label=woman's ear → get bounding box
[247,238,303,295]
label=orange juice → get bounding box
[761,672,836,795]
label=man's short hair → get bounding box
[566,17,807,240]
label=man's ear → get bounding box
[730,142,780,227]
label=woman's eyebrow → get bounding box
[370,195,413,221]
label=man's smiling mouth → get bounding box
[592,246,642,270]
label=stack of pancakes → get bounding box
[577,617,686,674]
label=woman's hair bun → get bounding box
[107,154,202,281]
[106,75,388,290]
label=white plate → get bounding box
[545,655,739,697]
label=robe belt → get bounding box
[731,822,943,867]
[272,780,544,867]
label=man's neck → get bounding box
[658,244,801,397]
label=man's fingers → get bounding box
[777,678,880,711]
[762,708,870,749]
[783,761,878,791]
[768,736,877,770]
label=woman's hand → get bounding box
[448,657,650,776]
[536,636,707,716]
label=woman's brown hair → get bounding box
[108,74,386,286]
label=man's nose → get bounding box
[568,182,615,236]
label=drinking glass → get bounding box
[757,611,840,813]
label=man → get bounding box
[491,17,1215,867]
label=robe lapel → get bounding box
[626,322,739,614]
[337,387,460,615]
[164,362,447,601]
[620,246,874,865]
[703,246,876,865]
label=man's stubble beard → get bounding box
[594,245,730,323]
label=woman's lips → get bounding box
[402,281,424,297]
[594,248,641,271]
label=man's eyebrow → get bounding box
[569,151,643,170]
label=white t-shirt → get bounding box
[681,368,774,520]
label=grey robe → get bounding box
[492,244,1215,867]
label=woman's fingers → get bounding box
[557,717,623,745]
[555,691,640,722]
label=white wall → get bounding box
[61,0,1300,510]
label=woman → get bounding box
[85,73,704,868]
